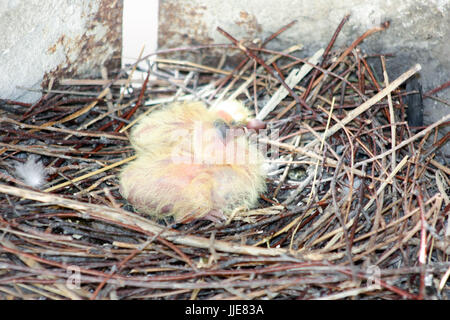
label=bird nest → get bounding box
[0,17,449,300]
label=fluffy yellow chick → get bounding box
[119,100,266,223]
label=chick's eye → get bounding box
[213,119,230,141]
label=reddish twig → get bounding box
[217,26,310,115]
[302,14,350,100]
[423,80,450,97]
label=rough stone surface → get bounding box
[0,0,122,103]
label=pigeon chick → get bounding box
[119,100,266,223]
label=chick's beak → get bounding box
[246,118,266,131]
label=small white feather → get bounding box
[14,155,47,188]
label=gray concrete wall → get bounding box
[0,0,122,103]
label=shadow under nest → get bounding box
[0,19,449,300]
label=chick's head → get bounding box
[209,100,266,131]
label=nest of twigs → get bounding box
[0,17,449,300]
